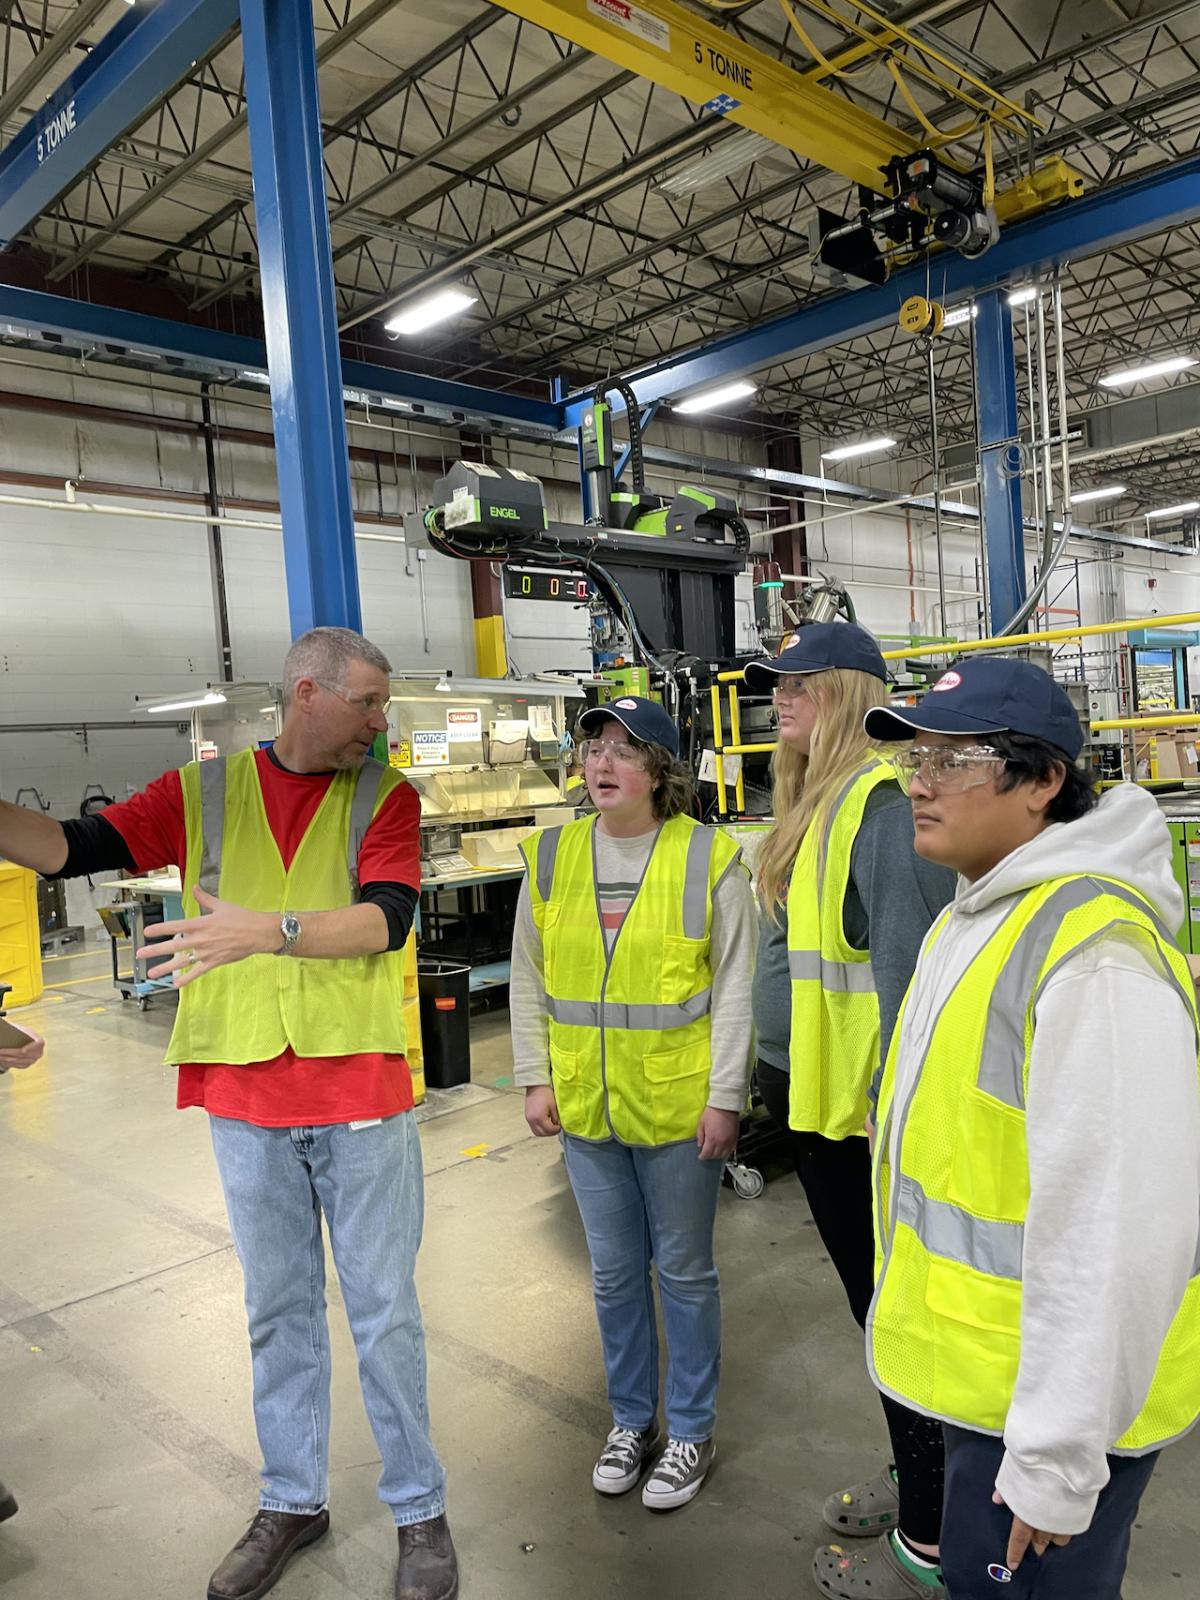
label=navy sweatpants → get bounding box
[940,1425,1159,1599]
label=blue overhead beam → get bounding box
[0,281,561,431]
[0,0,240,249]
[974,291,1025,629]
[562,151,1200,427]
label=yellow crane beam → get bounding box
[488,0,1081,217]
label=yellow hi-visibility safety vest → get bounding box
[787,756,897,1140]
[164,748,409,1065]
[870,873,1200,1454]
[520,813,743,1146]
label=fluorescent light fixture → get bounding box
[1100,355,1197,388]
[674,380,757,414]
[1069,484,1126,505]
[258,705,277,715]
[1146,501,1200,520]
[379,397,411,412]
[1007,285,1039,306]
[239,369,270,384]
[385,288,477,337]
[657,130,774,197]
[821,436,897,463]
[143,691,228,715]
[942,304,978,327]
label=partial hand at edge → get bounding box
[696,1105,740,1162]
[524,1085,561,1137]
[992,1489,1073,1570]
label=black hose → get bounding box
[592,379,646,493]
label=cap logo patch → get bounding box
[932,671,962,692]
[614,697,637,709]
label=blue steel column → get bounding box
[240,0,361,635]
[974,290,1026,628]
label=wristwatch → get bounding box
[277,913,302,957]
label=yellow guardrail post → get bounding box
[710,682,728,820]
[727,682,747,813]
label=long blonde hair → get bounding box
[756,668,891,915]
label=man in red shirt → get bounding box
[0,628,456,1600]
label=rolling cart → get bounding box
[97,873,184,1011]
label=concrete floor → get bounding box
[1,943,1195,1599]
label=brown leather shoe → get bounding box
[207,1509,329,1600]
[396,1514,459,1600]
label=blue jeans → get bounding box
[941,1425,1158,1598]
[209,1112,446,1525]
[562,1134,724,1442]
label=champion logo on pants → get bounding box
[987,1563,1013,1583]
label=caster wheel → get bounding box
[138,997,149,1012]
[730,1164,764,1200]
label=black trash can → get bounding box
[417,957,472,1089]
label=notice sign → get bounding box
[586,0,670,50]
[446,707,483,743]
[412,729,451,767]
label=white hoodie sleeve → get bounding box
[995,929,1200,1535]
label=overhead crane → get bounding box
[487,0,1083,266]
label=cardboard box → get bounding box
[459,825,535,870]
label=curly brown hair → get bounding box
[638,740,694,819]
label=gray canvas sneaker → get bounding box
[641,1437,715,1510]
[592,1424,662,1494]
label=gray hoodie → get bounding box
[880,784,1200,1534]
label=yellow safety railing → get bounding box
[707,611,1200,815]
[877,609,1200,661]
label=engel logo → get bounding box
[933,671,963,692]
[614,698,638,708]
[987,1564,1013,1584]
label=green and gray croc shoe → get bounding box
[813,1534,945,1599]
[822,1467,900,1537]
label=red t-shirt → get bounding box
[103,748,419,1128]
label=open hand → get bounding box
[992,1489,1073,1570]
[0,1027,44,1073]
[137,886,279,987]
[524,1085,561,1136]
[696,1106,740,1162]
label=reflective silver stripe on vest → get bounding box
[816,760,883,892]
[347,758,385,900]
[536,826,563,902]
[788,949,877,994]
[197,755,227,896]
[682,826,714,940]
[896,1173,1024,1281]
[547,988,713,1031]
[979,876,1186,1111]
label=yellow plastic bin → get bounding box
[0,862,43,1007]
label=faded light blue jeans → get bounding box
[563,1133,724,1442]
[209,1112,446,1526]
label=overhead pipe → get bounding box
[0,488,405,542]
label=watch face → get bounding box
[282,915,301,937]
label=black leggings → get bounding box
[757,1060,945,1547]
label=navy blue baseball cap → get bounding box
[578,696,680,757]
[863,656,1084,760]
[743,622,887,693]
